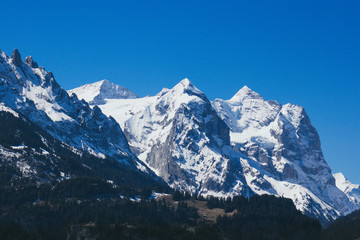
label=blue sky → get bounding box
[1,0,359,183]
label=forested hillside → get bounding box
[0,178,324,240]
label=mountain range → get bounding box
[0,49,161,189]
[0,49,359,225]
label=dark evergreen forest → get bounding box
[1,176,357,240]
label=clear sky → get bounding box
[1,0,359,183]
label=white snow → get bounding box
[23,83,74,122]
[0,146,21,158]
[70,78,247,197]
[212,85,357,220]
[0,103,19,117]
[334,172,360,207]
[16,161,36,177]
[68,80,105,103]
[10,145,26,150]
[94,79,208,165]
[68,79,138,103]
[150,192,171,200]
[65,76,359,222]
[0,50,139,168]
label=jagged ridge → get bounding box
[0,49,153,176]
[69,79,360,224]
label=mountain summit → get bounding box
[334,173,360,206]
[0,49,154,181]
[70,79,245,195]
[229,85,263,102]
[68,79,138,105]
[212,87,359,222]
[11,49,22,66]
[69,79,360,224]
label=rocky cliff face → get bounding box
[69,79,358,223]
[212,86,356,222]
[0,108,160,188]
[0,49,149,173]
[82,79,250,196]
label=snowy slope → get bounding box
[212,86,357,222]
[68,79,138,105]
[334,173,360,206]
[69,79,358,223]
[0,49,149,173]
[71,79,251,196]
[0,109,162,188]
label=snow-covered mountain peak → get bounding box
[229,85,263,102]
[334,173,360,206]
[170,78,206,99]
[212,86,358,221]
[0,49,150,171]
[0,49,54,88]
[68,79,138,105]
[24,56,39,68]
[82,77,239,195]
[101,79,115,86]
[173,78,196,92]
[334,173,360,192]
[179,77,192,86]
[334,173,347,184]
[67,75,359,223]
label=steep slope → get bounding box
[0,49,152,175]
[212,86,357,222]
[334,173,360,206]
[71,79,251,196]
[0,108,160,188]
[69,79,357,223]
[68,79,138,105]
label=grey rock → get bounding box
[11,49,22,66]
[212,86,357,224]
[25,56,38,68]
[0,49,151,175]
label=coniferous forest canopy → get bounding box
[1,175,359,240]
